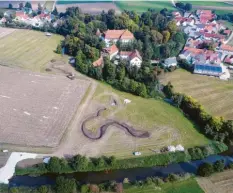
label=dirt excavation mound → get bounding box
[82,108,151,140]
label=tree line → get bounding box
[16,141,227,176]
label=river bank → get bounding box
[10,154,233,187]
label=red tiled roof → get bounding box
[224,30,231,36]
[93,57,103,67]
[16,11,29,20]
[103,44,119,55]
[221,44,233,52]
[120,50,142,60]
[104,30,134,40]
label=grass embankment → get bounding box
[115,1,176,13]
[162,69,233,120]
[0,29,64,72]
[125,178,204,193]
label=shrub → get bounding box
[197,163,214,177]
[214,160,225,172]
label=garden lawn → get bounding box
[125,178,204,193]
[0,29,64,72]
[115,1,176,13]
[162,69,233,120]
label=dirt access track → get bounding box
[0,65,89,148]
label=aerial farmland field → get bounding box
[57,81,209,159]
[0,28,63,72]
[115,1,175,13]
[162,69,233,120]
[197,170,233,193]
[0,65,89,148]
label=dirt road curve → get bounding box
[82,108,150,140]
[53,79,97,157]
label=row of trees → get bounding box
[164,82,233,144]
[5,172,195,193]
[197,160,225,177]
[16,141,227,176]
[175,2,192,11]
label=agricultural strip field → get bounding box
[125,178,204,193]
[0,65,89,147]
[56,2,120,14]
[197,170,233,193]
[0,28,64,72]
[66,82,208,159]
[162,69,233,120]
[115,1,176,13]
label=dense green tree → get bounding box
[19,2,24,9]
[103,57,116,82]
[8,3,13,9]
[56,44,62,54]
[116,64,126,81]
[71,154,89,170]
[167,20,177,34]
[151,30,163,44]
[52,6,58,16]
[162,30,170,43]
[197,163,214,177]
[185,3,192,11]
[136,83,147,97]
[163,82,174,98]
[214,160,225,172]
[55,177,77,193]
[25,2,32,9]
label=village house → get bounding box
[175,17,195,27]
[92,56,103,67]
[120,50,142,68]
[102,44,119,60]
[194,63,223,77]
[163,57,177,68]
[172,11,181,18]
[104,29,134,47]
[15,11,29,22]
[196,10,216,24]
[224,55,233,65]
[0,17,6,25]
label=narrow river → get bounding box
[10,154,233,187]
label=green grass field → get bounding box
[162,69,233,120]
[91,82,208,158]
[182,1,229,7]
[125,178,204,193]
[44,1,55,11]
[115,1,176,13]
[0,29,64,72]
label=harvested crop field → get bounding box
[56,2,120,14]
[162,69,233,120]
[0,66,89,147]
[0,27,16,39]
[0,28,64,72]
[197,170,233,193]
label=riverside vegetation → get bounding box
[16,141,227,175]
